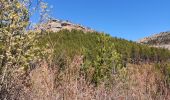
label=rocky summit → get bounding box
[35,19,95,33]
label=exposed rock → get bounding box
[138,31,170,50]
[35,19,95,33]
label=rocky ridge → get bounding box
[138,31,170,50]
[35,19,95,33]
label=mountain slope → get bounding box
[138,31,170,49]
[35,19,170,64]
[39,30,170,64]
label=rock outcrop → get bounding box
[35,19,95,33]
[138,31,170,50]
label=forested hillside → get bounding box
[39,29,170,65]
[1,0,170,99]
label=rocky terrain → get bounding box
[35,19,95,33]
[138,31,170,50]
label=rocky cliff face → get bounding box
[138,31,170,50]
[35,19,95,33]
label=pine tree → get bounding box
[84,33,122,85]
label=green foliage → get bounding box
[38,29,170,85]
[83,33,122,85]
[0,0,28,69]
[0,1,52,99]
[39,30,170,64]
[0,0,41,70]
[38,30,99,59]
[0,0,170,86]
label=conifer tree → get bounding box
[84,33,122,85]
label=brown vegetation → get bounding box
[1,56,169,100]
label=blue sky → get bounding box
[31,0,170,41]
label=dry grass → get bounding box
[1,56,170,100]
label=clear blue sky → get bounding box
[31,0,170,41]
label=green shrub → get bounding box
[83,33,122,85]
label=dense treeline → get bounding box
[39,29,170,65]
[112,38,170,64]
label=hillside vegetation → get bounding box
[1,0,170,99]
[37,29,170,86]
[39,30,170,64]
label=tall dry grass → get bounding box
[1,56,170,100]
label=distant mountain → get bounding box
[138,31,170,50]
[34,19,95,33]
